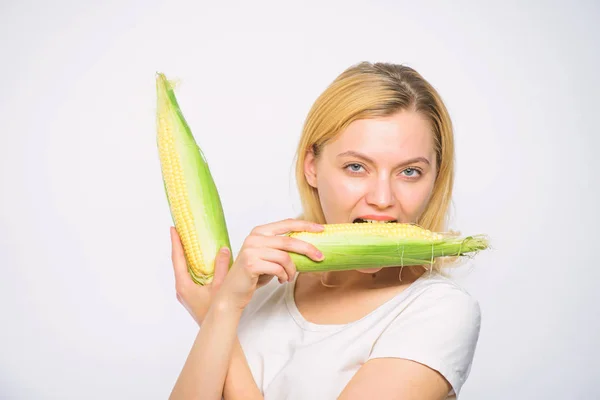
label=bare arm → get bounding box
[170,228,263,399]
[337,358,451,400]
[169,301,260,400]
[222,338,263,400]
[169,218,322,399]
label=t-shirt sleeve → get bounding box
[367,284,482,398]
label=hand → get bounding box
[170,226,231,325]
[212,218,325,312]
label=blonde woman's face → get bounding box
[304,110,437,227]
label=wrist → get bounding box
[210,294,244,317]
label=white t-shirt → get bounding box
[236,270,481,399]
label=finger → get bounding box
[259,235,324,262]
[256,247,297,281]
[211,247,231,291]
[170,227,191,286]
[252,218,324,236]
[246,259,289,284]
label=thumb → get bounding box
[211,247,231,291]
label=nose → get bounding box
[365,176,396,210]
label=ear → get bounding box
[303,149,318,188]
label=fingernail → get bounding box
[315,251,324,260]
[313,224,324,230]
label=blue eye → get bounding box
[402,168,421,178]
[345,163,365,174]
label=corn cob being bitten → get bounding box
[155,72,489,285]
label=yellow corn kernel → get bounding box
[289,223,443,241]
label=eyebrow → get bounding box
[336,150,431,168]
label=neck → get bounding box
[320,266,423,290]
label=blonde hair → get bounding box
[293,61,457,280]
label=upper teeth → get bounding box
[356,219,395,223]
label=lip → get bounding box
[355,215,397,221]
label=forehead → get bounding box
[326,111,435,158]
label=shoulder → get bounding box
[376,271,482,340]
[398,273,482,347]
[411,273,481,322]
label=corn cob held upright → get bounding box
[156,72,232,285]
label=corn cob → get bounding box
[156,72,232,285]
[287,223,488,272]
[155,72,489,284]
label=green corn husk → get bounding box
[286,223,489,272]
[156,72,232,285]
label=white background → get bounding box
[1,0,598,398]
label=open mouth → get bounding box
[353,218,398,224]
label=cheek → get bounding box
[396,180,435,215]
[317,175,366,217]
[332,176,365,196]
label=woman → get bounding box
[168,62,481,399]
